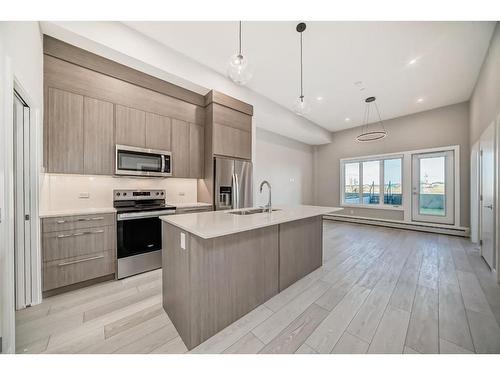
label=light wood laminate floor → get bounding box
[16,221,500,354]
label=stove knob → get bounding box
[161,192,164,195]
[123,192,127,196]
[156,192,159,196]
[116,192,121,196]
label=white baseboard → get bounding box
[324,214,470,237]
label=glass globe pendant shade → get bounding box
[227,53,253,85]
[293,96,311,116]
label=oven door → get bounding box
[117,216,161,259]
[116,144,172,177]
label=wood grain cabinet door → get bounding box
[83,97,114,175]
[189,123,204,178]
[47,87,84,173]
[145,112,172,150]
[213,123,251,160]
[171,118,190,177]
[115,105,146,147]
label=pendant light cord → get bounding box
[300,31,304,99]
[239,21,242,56]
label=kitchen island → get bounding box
[160,205,339,350]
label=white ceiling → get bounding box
[124,21,495,133]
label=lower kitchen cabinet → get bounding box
[42,213,116,295]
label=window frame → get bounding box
[340,154,404,211]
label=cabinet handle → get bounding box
[56,220,66,224]
[58,255,104,267]
[91,217,104,221]
[57,229,105,239]
[56,216,104,224]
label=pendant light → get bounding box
[293,22,311,116]
[227,21,252,85]
[355,96,387,142]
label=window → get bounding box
[344,162,360,204]
[362,161,380,204]
[341,157,402,208]
[384,158,402,205]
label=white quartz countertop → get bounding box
[39,207,116,218]
[160,205,341,239]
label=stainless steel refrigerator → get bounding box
[214,157,253,210]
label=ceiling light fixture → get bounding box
[345,117,351,122]
[408,58,418,65]
[227,21,252,85]
[355,97,387,142]
[293,22,311,116]
[417,97,424,103]
[316,96,323,101]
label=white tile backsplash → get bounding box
[40,173,198,212]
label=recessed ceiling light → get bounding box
[316,96,323,101]
[417,98,424,103]
[408,58,418,66]
[344,117,351,122]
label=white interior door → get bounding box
[479,122,495,270]
[470,142,480,243]
[13,91,32,309]
[412,150,455,224]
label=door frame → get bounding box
[479,121,496,270]
[0,51,42,353]
[13,79,42,308]
[411,148,458,225]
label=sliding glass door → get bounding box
[411,151,454,224]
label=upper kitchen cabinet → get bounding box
[189,123,204,178]
[171,119,190,178]
[83,97,114,175]
[46,87,84,174]
[43,36,206,177]
[206,92,253,160]
[145,112,172,151]
[115,105,146,148]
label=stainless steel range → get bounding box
[114,189,176,279]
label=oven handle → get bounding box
[117,209,176,221]
[161,155,165,173]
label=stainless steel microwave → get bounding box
[115,144,172,177]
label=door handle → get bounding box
[484,204,494,210]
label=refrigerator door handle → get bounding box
[231,173,236,209]
[235,173,240,208]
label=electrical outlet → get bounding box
[289,177,295,183]
[78,192,90,199]
[180,232,186,250]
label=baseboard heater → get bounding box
[324,214,470,237]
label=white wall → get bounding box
[254,128,314,206]
[0,21,43,353]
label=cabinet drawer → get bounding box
[42,213,115,233]
[43,225,114,262]
[43,250,115,291]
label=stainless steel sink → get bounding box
[228,208,280,215]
